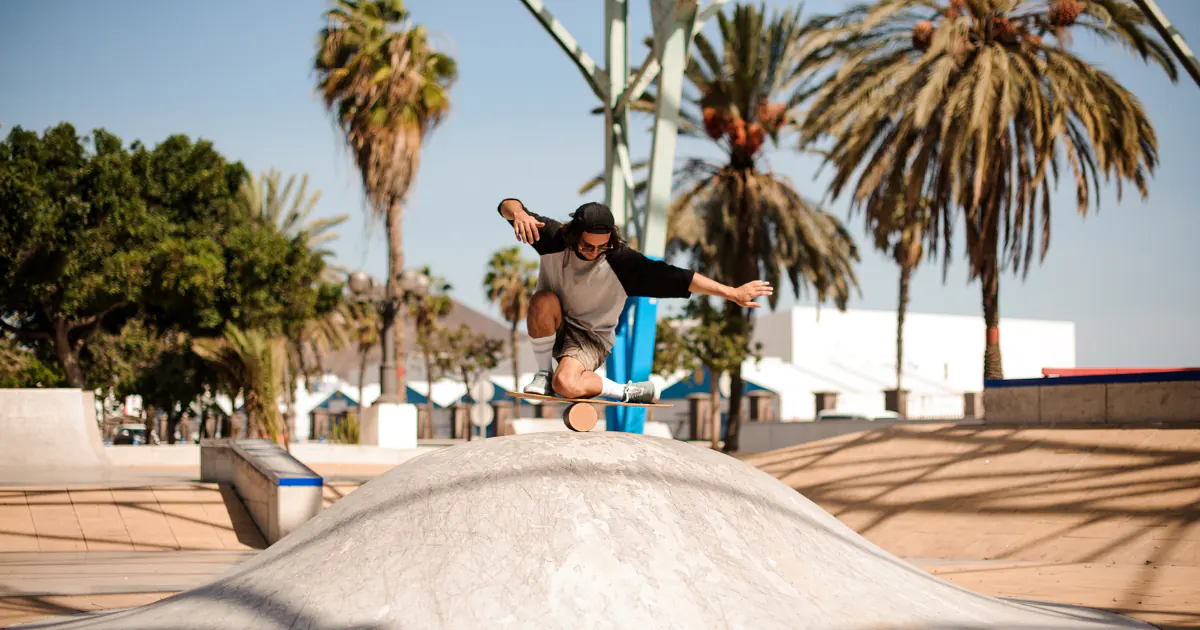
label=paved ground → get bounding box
[742,424,1200,629]
[1,425,1196,627]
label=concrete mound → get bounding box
[20,432,1150,629]
[0,389,114,486]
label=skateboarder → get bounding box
[496,198,773,403]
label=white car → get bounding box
[816,410,901,422]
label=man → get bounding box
[497,198,772,403]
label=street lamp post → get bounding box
[348,269,430,405]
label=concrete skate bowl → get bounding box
[0,390,112,483]
[16,432,1152,629]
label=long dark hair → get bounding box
[561,203,628,254]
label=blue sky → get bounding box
[2,0,1197,368]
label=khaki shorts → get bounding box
[553,321,610,373]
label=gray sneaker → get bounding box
[621,380,660,404]
[523,370,554,396]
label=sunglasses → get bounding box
[577,242,612,254]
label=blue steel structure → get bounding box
[518,0,728,433]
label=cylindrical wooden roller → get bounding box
[562,403,598,432]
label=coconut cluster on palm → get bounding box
[908,0,1085,54]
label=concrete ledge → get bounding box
[738,418,979,452]
[200,439,323,546]
[984,371,1200,424]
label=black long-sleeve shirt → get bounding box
[498,199,694,349]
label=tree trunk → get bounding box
[461,368,472,442]
[52,318,86,388]
[386,196,407,401]
[722,271,756,454]
[144,404,156,444]
[510,320,520,418]
[709,368,722,451]
[424,350,435,439]
[358,349,367,412]
[166,410,180,445]
[896,262,912,392]
[982,252,1003,380]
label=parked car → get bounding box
[816,410,901,422]
[111,424,146,445]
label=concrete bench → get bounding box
[200,438,323,545]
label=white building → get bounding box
[746,306,1076,420]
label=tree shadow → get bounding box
[741,424,1200,626]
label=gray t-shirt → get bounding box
[498,199,695,350]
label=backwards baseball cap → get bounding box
[572,202,616,234]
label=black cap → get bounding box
[572,202,616,234]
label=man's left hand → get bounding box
[730,280,773,308]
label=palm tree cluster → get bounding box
[592,0,1178,442]
[795,0,1179,379]
[191,169,361,446]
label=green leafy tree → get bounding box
[484,247,538,410]
[315,0,458,399]
[796,0,1179,379]
[1,123,346,448]
[0,333,63,388]
[584,5,859,447]
[653,298,761,450]
[440,324,503,439]
[0,123,158,387]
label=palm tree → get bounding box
[866,194,931,401]
[240,167,355,424]
[350,303,379,409]
[405,266,453,438]
[483,247,538,414]
[192,324,289,446]
[315,0,457,399]
[585,4,860,450]
[239,168,350,282]
[796,0,1179,379]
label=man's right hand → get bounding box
[513,211,545,244]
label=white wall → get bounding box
[753,307,1075,392]
[743,306,1075,421]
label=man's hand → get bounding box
[512,211,544,244]
[687,273,773,307]
[729,280,773,308]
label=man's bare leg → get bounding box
[551,357,604,399]
[523,290,561,395]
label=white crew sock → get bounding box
[600,377,626,400]
[530,335,555,373]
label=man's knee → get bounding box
[529,290,560,314]
[527,290,561,336]
[552,367,587,399]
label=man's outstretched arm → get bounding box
[607,248,772,307]
[496,198,563,254]
[689,273,774,308]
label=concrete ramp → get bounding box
[17,432,1150,629]
[0,389,110,474]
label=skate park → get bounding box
[3,0,1200,627]
[1,368,1198,628]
